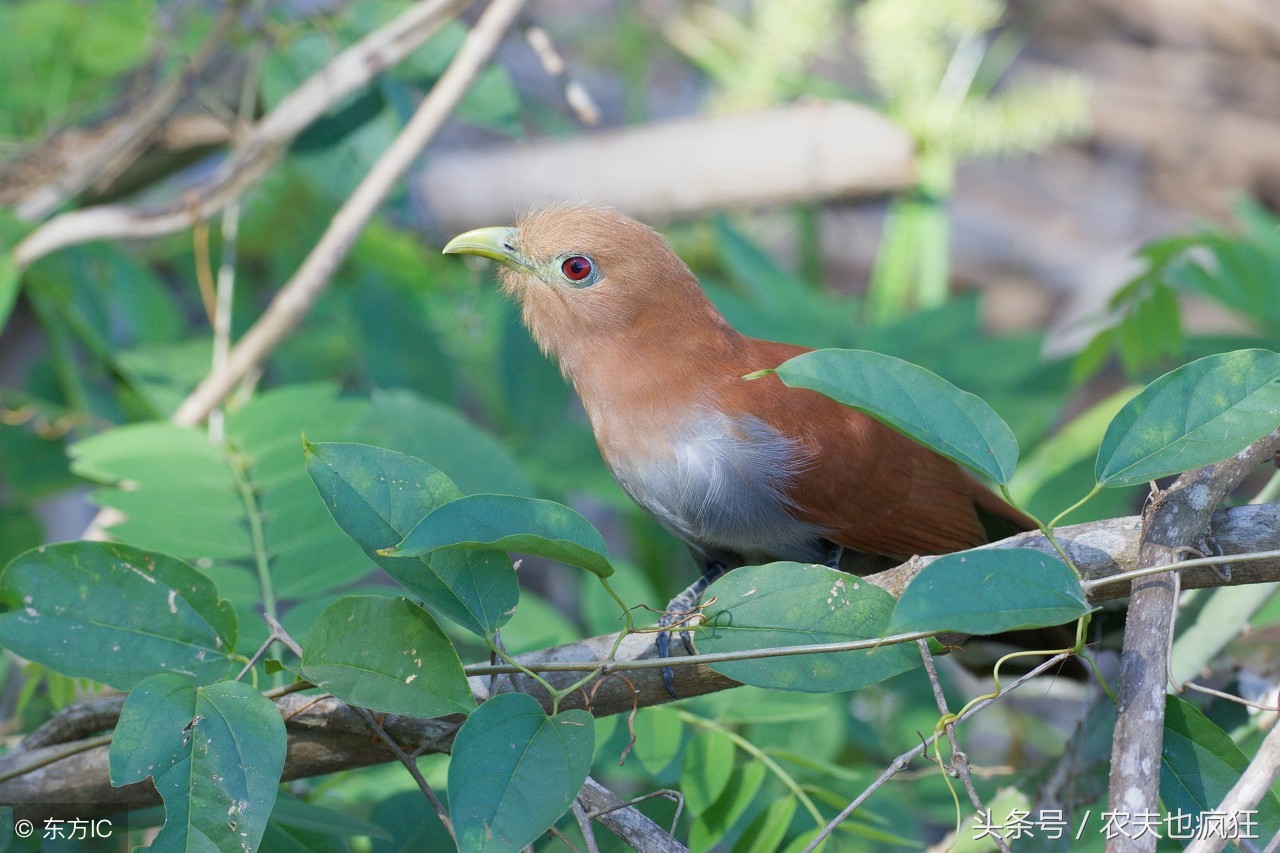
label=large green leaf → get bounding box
[1162,695,1280,839]
[448,692,594,852]
[767,349,1019,485]
[110,674,286,852]
[299,595,473,718]
[69,385,378,654]
[698,563,920,692]
[886,549,1087,636]
[388,494,614,578]
[1095,349,1280,486]
[0,542,238,689]
[304,441,518,636]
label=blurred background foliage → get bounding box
[2,0,1280,849]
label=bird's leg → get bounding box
[658,561,729,699]
[824,541,845,569]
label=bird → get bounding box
[442,205,1038,695]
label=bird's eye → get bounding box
[560,256,593,283]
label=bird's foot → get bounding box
[658,562,729,699]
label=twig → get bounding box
[571,799,600,853]
[352,705,455,840]
[170,0,529,427]
[917,640,1010,853]
[523,23,601,125]
[15,0,249,220]
[578,780,688,851]
[1184,719,1280,853]
[804,653,1072,853]
[14,0,469,269]
[1107,430,1280,853]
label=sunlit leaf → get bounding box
[1096,349,1280,486]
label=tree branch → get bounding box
[6,503,1280,819]
[169,0,527,427]
[1107,431,1280,853]
[13,0,470,270]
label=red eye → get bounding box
[561,256,593,282]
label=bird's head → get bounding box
[443,205,725,369]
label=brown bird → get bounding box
[444,205,1036,694]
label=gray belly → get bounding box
[610,411,828,565]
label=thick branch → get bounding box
[6,503,1280,818]
[1107,432,1280,853]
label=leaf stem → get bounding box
[464,630,936,677]
[487,639,560,713]
[1047,483,1102,530]
[677,711,825,828]
[1081,548,1280,594]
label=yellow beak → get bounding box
[442,226,538,277]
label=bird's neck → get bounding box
[545,293,747,463]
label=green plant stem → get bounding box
[488,639,560,713]
[597,577,634,632]
[1081,548,1280,594]
[465,629,935,677]
[229,454,278,631]
[0,733,113,785]
[1047,483,1103,530]
[677,711,825,827]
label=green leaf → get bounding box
[681,729,736,815]
[448,692,594,852]
[359,390,533,497]
[299,595,474,718]
[1095,349,1280,486]
[0,542,238,689]
[110,675,286,852]
[632,706,685,774]
[387,494,614,578]
[699,563,920,692]
[689,761,766,849]
[769,349,1019,484]
[371,790,454,852]
[886,549,1088,636]
[1162,695,1280,839]
[305,441,518,636]
[732,796,797,853]
[0,250,19,337]
[69,385,378,629]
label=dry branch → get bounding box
[6,503,1280,820]
[13,0,469,270]
[416,99,915,231]
[1107,432,1280,853]
[169,0,528,427]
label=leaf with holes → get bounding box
[110,674,286,851]
[299,595,473,718]
[0,542,237,689]
[698,563,920,692]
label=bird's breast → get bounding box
[604,409,828,564]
